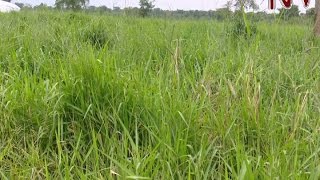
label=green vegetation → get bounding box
[139,0,155,17]
[0,10,320,179]
[55,0,89,10]
[278,5,301,20]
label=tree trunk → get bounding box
[315,0,320,36]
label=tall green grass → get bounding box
[0,10,319,179]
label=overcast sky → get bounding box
[12,0,315,12]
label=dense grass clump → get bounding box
[0,11,319,179]
[82,23,111,49]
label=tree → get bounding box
[306,8,315,17]
[55,0,89,10]
[113,6,120,11]
[139,0,154,17]
[15,3,24,8]
[228,0,259,11]
[278,5,300,20]
[224,1,233,11]
[315,0,320,36]
[97,6,111,13]
[215,8,232,20]
[87,5,96,11]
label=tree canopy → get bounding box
[139,0,154,17]
[227,0,259,11]
[55,0,89,10]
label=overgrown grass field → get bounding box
[0,10,320,179]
